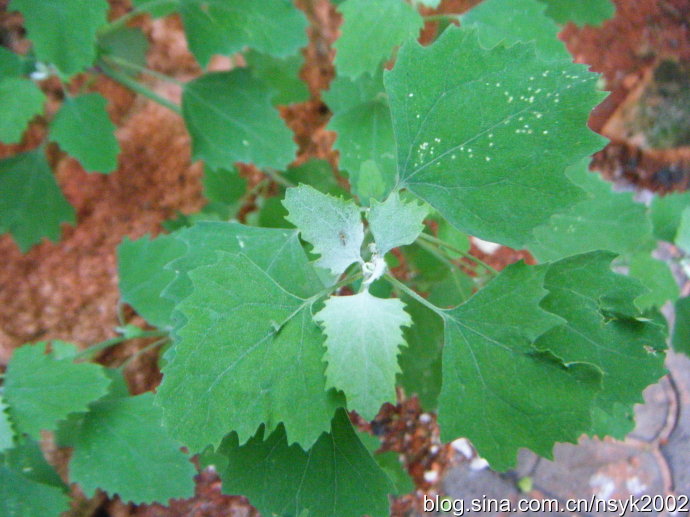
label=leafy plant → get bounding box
[3,0,687,516]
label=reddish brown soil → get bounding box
[1,0,689,515]
[561,0,690,191]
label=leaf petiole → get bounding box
[383,272,444,316]
[418,232,498,275]
[99,61,182,114]
[98,0,176,36]
[73,330,168,360]
[101,55,185,87]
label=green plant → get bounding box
[3,0,687,516]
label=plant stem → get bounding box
[98,0,173,35]
[102,55,185,87]
[423,13,461,22]
[263,168,296,189]
[418,232,498,275]
[384,273,444,316]
[118,337,169,370]
[74,330,168,360]
[99,62,182,114]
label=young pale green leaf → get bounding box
[413,0,441,6]
[49,94,120,173]
[65,393,195,504]
[334,0,423,79]
[385,26,606,248]
[217,409,394,517]
[178,0,308,67]
[0,78,45,144]
[397,297,445,410]
[438,261,601,470]
[528,161,654,261]
[673,296,690,357]
[183,70,296,171]
[0,151,75,252]
[3,342,110,438]
[628,254,679,311]
[324,71,397,202]
[536,0,615,26]
[157,223,342,452]
[314,291,411,419]
[368,192,428,255]
[535,252,667,430]
[650,191,690,242]
[0,396,14,453]
[283,184,364,276]
[246,50,309,106]
[0,465,69,517]
[9,0,108,76]
[462,0,569,60]
[117,234,186,330]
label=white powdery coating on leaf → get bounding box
[314,291,411,419]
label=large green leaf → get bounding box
[397,297,445,410]
[385,26,606,248]
[0,47,24,77]
[183,70,296,171]
[535,252,667,429]
[132,0,178,18]
[246,50,309,106]
[324,71,397,202]
[117,234,186,330]
[9,0,108,76]
[0,78,45,144]
[536,0,615,26]
[650,191,690,242]
[0,462,69,517]
[178,0,308,67]
[49,93,120,173]
[0,396,14,454]
[0,151,75,251]
[438,261,601,470]
[3,342,110,438]
[462,0,569,60]
[202,166,247,219]
[157,223,342,452]
[528,161,654,261]
[314,291,411,419]
[628,253,679,311]
[97,26,150,77]
[65,393,196,505]
[334,0,423,79]
[283,184,364,276]
[673,296,690,357]
[217,409,394,517]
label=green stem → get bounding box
[384,273,444,316]
[418,232,498,275]
[98,0,174,35]
[99,62,182,115]
[74,330,168,360]
[102,55,185,86]
[264,168,296,189]
[118,337,169,370]
[416,238,460,270]
[423,13,461,22]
